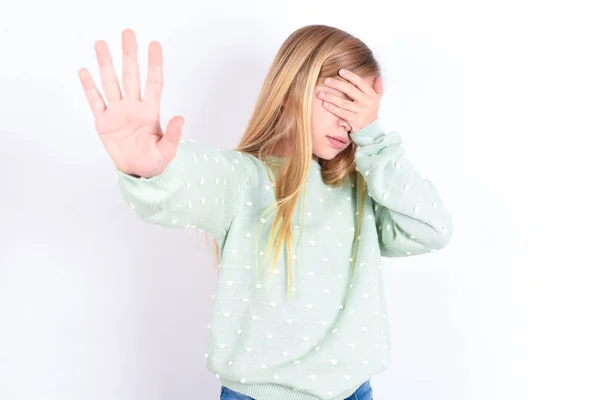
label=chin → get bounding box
[316,149,345,161]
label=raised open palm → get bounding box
[78,28,184,178]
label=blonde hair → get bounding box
[205,24,382,298]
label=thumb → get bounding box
[158,116,185,159]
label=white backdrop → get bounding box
[1,1,598,399]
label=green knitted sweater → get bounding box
[115,118,453,400]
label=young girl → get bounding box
[79,25,453,400]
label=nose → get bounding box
[340,119,350,132]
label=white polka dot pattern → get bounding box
[114,118,452,400]
[115,140,249,244]
[349,118,454,257]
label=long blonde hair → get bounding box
[204,24,382,298]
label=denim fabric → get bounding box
[219,385,253,400]
[350,380,373,400]
[220,380,373,400]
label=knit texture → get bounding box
[115,117,453,400]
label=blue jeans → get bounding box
[220,380,373,400]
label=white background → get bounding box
[1,1,598,399]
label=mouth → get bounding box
[326,136,346,144]
[327,136,347,149]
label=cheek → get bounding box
[311,99,330,128]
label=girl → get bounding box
[78,25,453,400]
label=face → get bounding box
[310,76,377,161]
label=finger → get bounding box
[157,116,184,160]
[315,84,348,99]
[338,69,378,98]
[78,68,107,118]
[144,41,164,109]
[322,100,354,121]
[121,29,141,101]
[317,90,360,113]
[325,76,367,103]
[94,40,122,103]
[321,101,352,130]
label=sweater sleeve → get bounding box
[349,118,453,257]
[114,139,249,243]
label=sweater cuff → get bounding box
[349,117,385,146]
